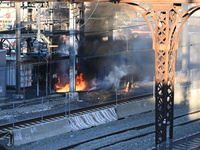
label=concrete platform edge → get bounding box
[13,107,118,146]
[116,97,155,119]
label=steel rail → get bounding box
[169,132,200,150]
[0,93,153,136]
[59,112,200,150]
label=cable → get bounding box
[0,10,15,18]
[0,130,13,139]
[78,49,153,60]
[0,48,153,68]
[79,0,100,28]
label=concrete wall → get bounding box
[14,119,71,146]
[116,97,155,119]
[13,107,117,146]
[13,81,200,146]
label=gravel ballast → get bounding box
[0,104,199,150]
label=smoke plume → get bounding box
[99,65,132,89]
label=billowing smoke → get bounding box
[54,35,70,57]
[82,2,155,85]
[175,22,200,117]
[52,2,155,91]
[98,65,131,89]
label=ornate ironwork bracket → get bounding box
[123,2,200,147]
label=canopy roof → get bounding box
[5,0,200,3]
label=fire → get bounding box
[55,73,87,93]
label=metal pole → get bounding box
[108,18,113,42]
[69,3,77,92]
[126,27,128,51]
[115,88,118,106]
[48,2,54,94]
[41,97,44,122]
[37,62,39,96]
[45,58,48,96]
[27,2,32,32]
[23,64,26,103]
[15,2,21,94]
[79,3,85,55]
[7,132,14,147]
[36,3,41,42]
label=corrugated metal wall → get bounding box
[0,50,6,98]
[6,60,32,88]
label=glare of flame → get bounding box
[55,73,87,92]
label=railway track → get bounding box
[0,92,152,110]
[0,94,65,110]
[57,111,200,150]
[0,93,199,149]
[0,93,153,139]
[170,132,200,150]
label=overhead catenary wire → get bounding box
[0,48,154,69]
[0,10,15,18]
[46,23,149,38]
[1,42,198,68]
[79,0,100,28]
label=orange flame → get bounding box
[55,73,87,93]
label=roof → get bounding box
[3,0,200,3]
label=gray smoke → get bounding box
[53,2,155,91]
[100,65,129,89]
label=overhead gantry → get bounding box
[3,0,200,148]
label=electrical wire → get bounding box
[1,42,199,68]
[0,130,13,139]
[82,24,148,35]
[0,10,15,18]
[0,48,153,68]
[51,23,148,37]
[79,0,100,28]
[78,49,154,60]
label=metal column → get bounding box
[126,3,196,148]
[149,4,195,147]
[15,2,21,94]
[36,3,42,42]
[27,2,33,31]
[69,3,77,92]
[152,5,176,147]
[79,3,85,55]
[48,2,54,94]
[67,3,79,101]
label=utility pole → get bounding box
[79,3,85,56]
[15,2,21,94]
[68,3,79,101]
[36,3,42,42]
[69,3,76,92]
[27,2,32,31]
